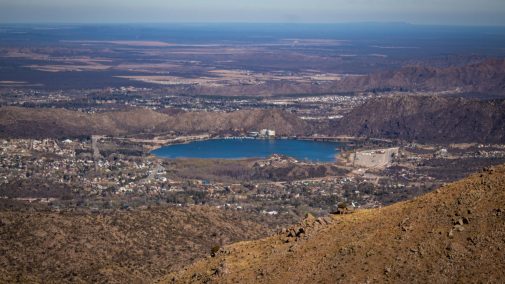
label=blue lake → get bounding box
[151,138,342,162]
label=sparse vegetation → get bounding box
[166,165,505,283]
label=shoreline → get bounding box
[148,137,346,163]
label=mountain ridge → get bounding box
[2,95,505,144]
[339,59,505,94]
[0,107,309,138]
[330,95,505,143]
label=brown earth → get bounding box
[0,206,293,283]
[330,95,505,143]
[330,59,505,94]
[164,164,505,283]
[364,59,505,94]
[157,59,505,96]
[0,107,310,138]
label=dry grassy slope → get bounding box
[165,165,505,284]
[0,206,283,284]
[0,107,167,137]
[0,107,309,138]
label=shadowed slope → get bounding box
[330,95,505,143]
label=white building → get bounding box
[259,129,276,138]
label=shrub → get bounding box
[337,202,348,209]
[210,245,220,257]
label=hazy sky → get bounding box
[1,0,505,25]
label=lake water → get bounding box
[151,138,342,162]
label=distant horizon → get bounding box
[1,0,504,26]
[1,22,505,28]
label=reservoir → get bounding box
[151,138,342,162]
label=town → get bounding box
[0,86,376,119]
[2,135,504,218]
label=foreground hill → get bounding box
[165,165,505,283]
[0,107,309,138]
[330,95,505,143]
[0,206,292,283]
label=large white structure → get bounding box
[259,129,276,138]
[352,147,399,169]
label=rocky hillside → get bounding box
[0,206,292,283]
[330,95,505,143]
[2,95,504,143]
[165,165,505,283]
[336,59,505,94]
[0,107,310,138]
